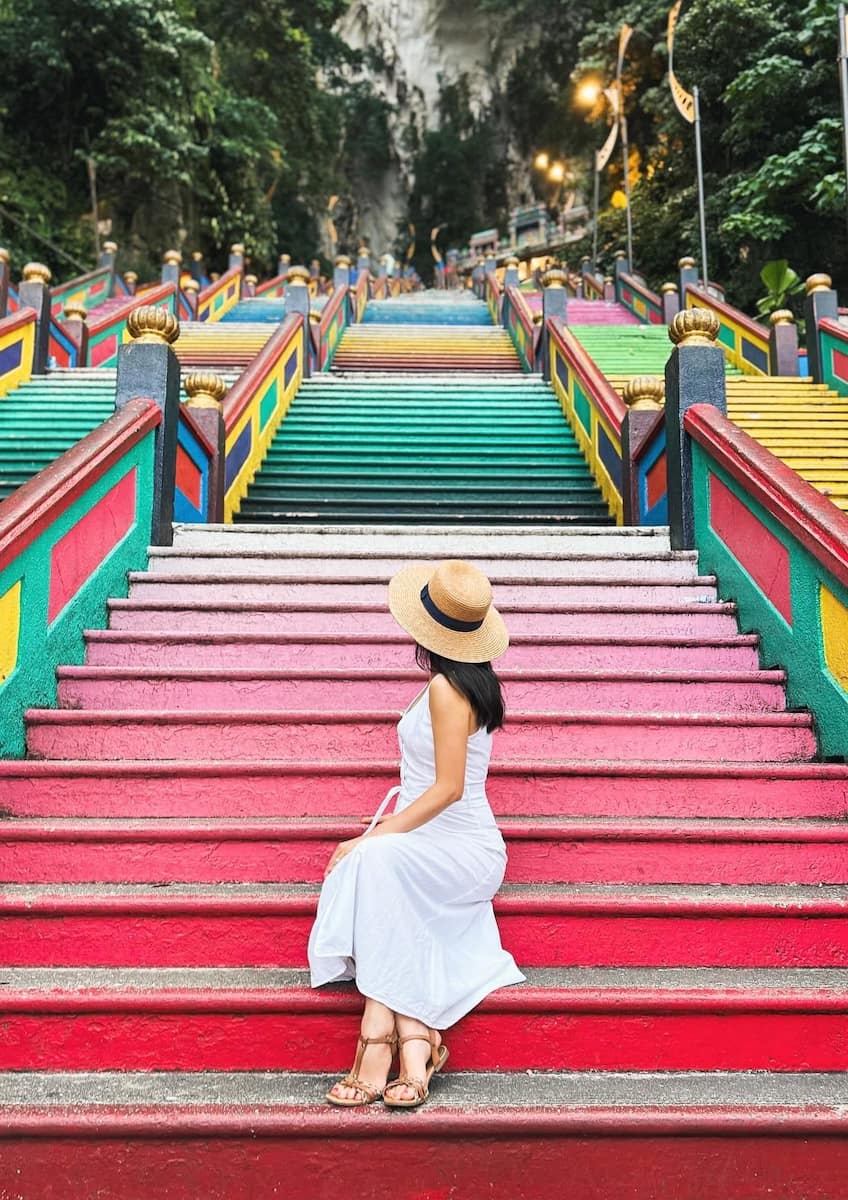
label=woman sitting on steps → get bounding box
[308,558,524,1108]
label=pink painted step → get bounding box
[25,710,817,764]
[3,970,847,1073]
[3,818,847,885]
[0,883,844,968]
[105,600,740,639]
[82,630,763,673]
[56,667,788,715]
[3,761,846,820]
[568,301,641,325]
[127,575,721,607]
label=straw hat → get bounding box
[388,560,509,663]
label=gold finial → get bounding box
[162,249,182,266]
[287,265,310,286]
[805,273,832,295]
[532,311,543,325]
[669,307,720,347]
[183,279,200,294]
[209,272,220,282]
[184,371,227,409]
[623,375,665,411]
[191,251,204,262]
[604,275,614,286]
[505,254,520,269]
[244,273,258,285]
[580,255,591,265]
[279,253,291,264]
[63,302,88,322]
[661,282,679,295]
[614,249,627,260]
[308,309,322,323]
[123,270,139,285]
[543,268,568,289]
[335,254,352,268]
[769,309,795,326]
[102,241,118,255]
[678,256,697,270]
[230,243,246,256]
[22,262,51,284]
[126,305,180,345]
[357,246,369,258]
[0,247,10,264]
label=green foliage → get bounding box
[756,259,806,315]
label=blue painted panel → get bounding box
[225,421,252,490]
[284,344,299,388]
[741,337,769,374]
[0,338,23,376]
[174,416,209,523]
[597,423,623,493]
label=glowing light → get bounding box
[548,162,566,183]
[534,153,550,171]
[577,80,602,107]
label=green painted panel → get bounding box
[717,323,735,351]
[573,382,592,435]
[259,379,279,432]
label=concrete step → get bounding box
[1,967,846,1072]
[1,817,844,885]
[0,883,843,967]
[24,709,816,763]
[3,760,844,820]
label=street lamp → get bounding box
[534,152,550,171]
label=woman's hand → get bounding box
[324,837,364,878]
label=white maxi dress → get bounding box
[308,679,525,1028]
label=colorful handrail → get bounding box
[222,314,304,521]
[502,286,536,373]
[0,397,159,757]
[816,318,848,396]
[317,285,348,371]
[582,272,605,301]
[174,407,218,524]
[255,274,288,299]
[687,402,848,757]
[685,285,770,376]
[617,272,663,325]
[352,269,370,322]
[628,410,667,526]
[85,283,177,368]
[50,266,114,319]
[0,308,37,396]
[197,266,243,323]
[485,272,502,325]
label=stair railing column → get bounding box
[540,268,568,381]
[244,273,258,299]
[665,308,725,551]
[190,251,206,285]
[603,274,615,301]
[768,310,800,377]
[161,249,182,288]
[613,249,628,300]
[184,371,228,523]
[334,254,351,290]
[678,256,699,305]
[98,240,118,293]
[661,282,680,324]
[278,253,291,281]
[115,306,182,547]
[503,254,520,289]
[471,258,485,299]
[183,278,200,319]
[621,376,665,525]
[62,302,89,366]
[0,246,9,317]
[229,243,246,272]
[19,262,52,374]
[284,265,312,379]
[123,270,138,296]
[804,273,839,384]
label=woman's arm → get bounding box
[323,676,472,875]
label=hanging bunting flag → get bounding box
[595,87,620,172]
[667,0,696,124]
[327,195,339,246]
[406,222,416,262]
[430,225,444,264]
[617,23,634,80]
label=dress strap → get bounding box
[363,785,402,835]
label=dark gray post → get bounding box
[190,252,205,284]
[333,255,351,290]
[665,308,726,550]
[229,243,245,272]
[123,271,138,296]
[768,310,799,377]
[541,269,568,380]
[661,282,680,324]
[678,256,699,305]
[183,279,199,319]
[19,262,53,374]
[504,255,520,289]
[603,275,615,301]
[161,250,182,288]
[98,240,118,292]
[0,247,10,318]
[244,273,257,298]
[62,303,89,367]
[613,249,628,290]
[284,266,311,379]
[804,274,839,384]
[184,371,227,523]
[115,307,182,546]
[621,376,665,525]
[356,247,370,274]
[278,253,291,280]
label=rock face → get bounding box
[334,0,508,253]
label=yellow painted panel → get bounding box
[0,579,22,682]
[821,586,848,692]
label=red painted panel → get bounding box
[832,346,848,384]
[709,473,793,625]
[47,470,137,623]
[646,453,667,510]
[90,332,118,367]
[175,444,202,510]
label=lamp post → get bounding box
[838,5,848,247]
[578,81,621,269]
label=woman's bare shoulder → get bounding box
[428,673,473,719]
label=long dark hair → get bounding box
[415,645,505,733]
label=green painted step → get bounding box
[570,325,744,377]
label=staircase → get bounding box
[1,521,847,1193]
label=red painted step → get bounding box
[2,818,846,885]
[81,630,764,672]
[55,667,788,714]
[25,709,817,763]
[1,968,846,1073]
[2,760,845,820]
[0,883,844,968]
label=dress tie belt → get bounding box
[363,785,402,835]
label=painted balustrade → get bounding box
[617,272,664,325]
[581,272,606,301]
[316,283,349,371]
[682,284,771,376]
[255,274,288,299]
[0,397,159,757]
[687,403,848,758]
[197,265,243,323]
[86,282,177,368]
[221,314,304,521]
[49,265,115,320]
[502,285,537,373]
[485,271,503,325]
[0,308,37,396]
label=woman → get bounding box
[308,558,525,1108]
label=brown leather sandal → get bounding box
[325,1033,398,1107]
[383,1032,449,1109]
